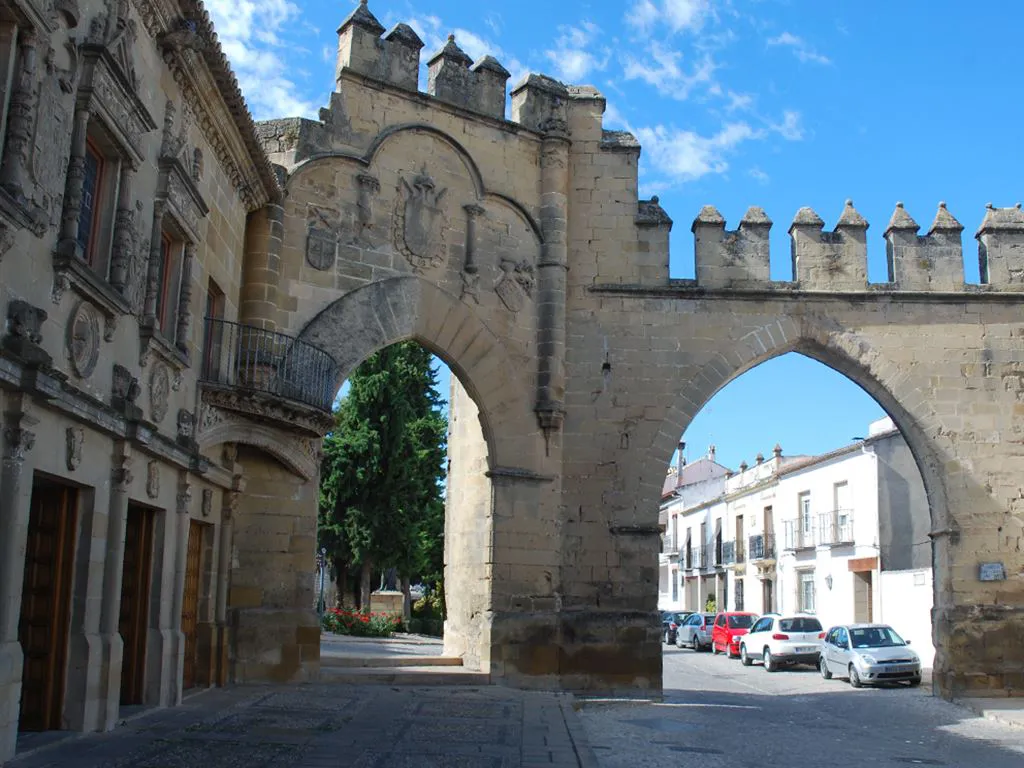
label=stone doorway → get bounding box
[119,504,156,705]
[18,479,78,732]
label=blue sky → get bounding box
[222,1,1022,471]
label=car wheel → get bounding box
[849,665,863,689]
[763,648,776,672]
[740,645,752,667]
[819,656,832,680]
[663,630,669,645]
[909,677,921,688]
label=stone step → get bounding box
[321,654,464,668]
[319,665,490,686]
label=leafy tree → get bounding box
[318,342,447,617]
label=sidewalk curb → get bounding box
[954,698,1024,730]
[561,695,602,768]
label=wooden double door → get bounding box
[119,505,156,705]
[181,520,205,690]
[19,480,78,732]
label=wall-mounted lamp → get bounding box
[825,574,834,591]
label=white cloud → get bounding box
[206,0,318,119]
[725,90,754,112]
[622,43,716,100]
[635,121,760,182]
[544,22,609,82]
[749,167,770,184]
[772,109,804,140]
[626,0,711,35]
[767,32,832,65]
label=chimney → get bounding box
[709,444,716,461]
[773,443,782,460]
[756,452,764,465]
[677,441,685,475]
[739,460,748,472]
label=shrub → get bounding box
[321,607,401,638]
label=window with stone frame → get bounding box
[156,226,185,341]
[75,125,123,277]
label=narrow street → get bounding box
[579,644,1024,768]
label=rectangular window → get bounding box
[799,570,815,613]
[203,279,226,381]
[671,570,678,602]
[157,231,184,341]
[78,141,104,264]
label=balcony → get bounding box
[783,520,816,551]
[818,509,855,545]
[683,546,694,570]
[722,539,746,565]
[697,545,709,570]
[198,318,339,441]
[748,533,776,561]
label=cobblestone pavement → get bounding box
[578,645,1024,768]
[8,684,594,768]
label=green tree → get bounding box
[318,342,447,617]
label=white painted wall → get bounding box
[879,568,935,668]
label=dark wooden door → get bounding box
[119,505,155,704]
[19,481,77,732]
[181,520,203,689]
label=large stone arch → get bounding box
[297,275,542,476]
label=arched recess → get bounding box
[296,275,542,476]
[641,315,953,611]
[197,424,317,481]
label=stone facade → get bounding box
[2,0,1024,760]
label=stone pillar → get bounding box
[57,107,91,259]
[109,166,136,292]
[0,404,37,763]
[175,242,195,352]
[142,200,167,321]
[96,445,132,731]
[170,478,191,706]
[535,127,570,440]
[214,488,237,686]
[0,31,37,198]
[239,202,284,330]
[0,23,20,164]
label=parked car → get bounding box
[711,611,758,657]
[819,623,922,688]
[739,614,825,671]
[661,611,692,644]
[675,612,717,651]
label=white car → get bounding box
[739,614,825,672]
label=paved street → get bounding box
[579,644,1024,767]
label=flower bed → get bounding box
[322,607,402,637]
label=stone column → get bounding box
[239,201,284,330]
[214,489,237,686]
[0,405,37,764]
[96,445,132,731]
[535,127,570,440]
[0,31,37,199]
[175,242,195,352]
[57,107,91,258]
[142,200,167,322]
[109,166,136,292]
[170,477,191,706]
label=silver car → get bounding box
[819,623,922,687]
[675,612,716,651]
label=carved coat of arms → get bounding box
[306,207,339,271]
[495,258,536,313]
[393,167,448,271]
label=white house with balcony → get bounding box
[658,418,935,667]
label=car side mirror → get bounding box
[905,640,912,646]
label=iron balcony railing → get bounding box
[748,533,776,560]
[818,509,855,545]
[722,540,736,564]
[697,545,709,570]
[783,520,816,550]
[201,318,338,412]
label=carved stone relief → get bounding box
[495,258,536,313]
[67,300,100,378]
[306,207,338,271]
[65,426,83,470]
[111,363,142,420]
[146,459,159,499]
[201,488,212,517]
[355,172,379,244]
[149,363,170,424]
[393,167,448,272]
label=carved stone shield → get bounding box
[394,168,448,271]
[306,226,337,271]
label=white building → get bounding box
[658,418,935,667]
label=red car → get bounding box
[711,611,758,658]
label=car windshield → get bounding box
[728,615,754,629]
[779,617,823,633]
[849,626,906,648]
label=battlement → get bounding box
[691,202,1024,292]
[334,1,615,137]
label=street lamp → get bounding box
[316,548,328,619]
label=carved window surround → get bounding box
[53,45,157,323]
[138,154,207,369]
